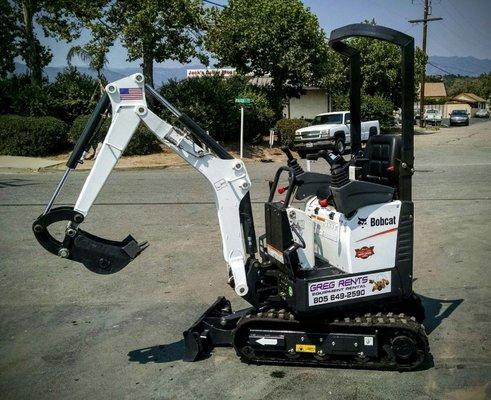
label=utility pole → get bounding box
[409,0,442,128]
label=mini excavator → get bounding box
[33,24,429,370]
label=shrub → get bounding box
[48,68,99,123]
[362,95,395,132]
[69,115,162,156]
[0,74,53,117]
[0,69,98,124]
[333,94,395,132]
[275,118,309,146]
[68,114,110,145]
[159,75,278,143]
[0,115,69,156]
[124,126,162,156]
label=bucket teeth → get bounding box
[139,241,149,252]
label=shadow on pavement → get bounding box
[128,339,185,364]
[414,129,439,135]
[126,296,462,366]
[419,294,464,335]
[0,178,38,188]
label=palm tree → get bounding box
[67,44,109,93]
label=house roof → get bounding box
[453,92,486,103]
[420,82,447,98]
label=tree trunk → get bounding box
[21,0,42,86]
[142,51,154,87]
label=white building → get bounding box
[284,87,331,119]
[187,69,331,120]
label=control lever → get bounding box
[280,145,295,161]
[306,150,344,167]
[280,146,304,177]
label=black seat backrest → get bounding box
[365,134,401,187]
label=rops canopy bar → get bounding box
[328,23,415,201]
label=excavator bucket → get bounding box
[33,206,147,274]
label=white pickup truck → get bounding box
[423,109,442,125]
[293,111,380,157]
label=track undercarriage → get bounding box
[183,297,429,371]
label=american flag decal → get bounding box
[119,87,143,100]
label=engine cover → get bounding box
[304,199,402,275]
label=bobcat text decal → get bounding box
[370,216,396,227]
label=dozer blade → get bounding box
[33,206,148,274]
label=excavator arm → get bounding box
[33,73,256,297]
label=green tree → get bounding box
[206,0,331,101]
[333,94,395,132]
[10,0,84,86]
[48,67,99,123]
[445,72,491,99]
[344,21,427,108]
[160,75,276,141]
[67,43,110,83]
[79,0,210,87]
[0,0,18,78]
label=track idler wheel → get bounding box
[391,335,417,362]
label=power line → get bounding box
[367,0,408,21]
[427,61,452,75]
[448,3,490,40]
[202,0,226,7]
[439,7,491,54]
[428,61,483,76]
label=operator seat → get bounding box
[313,134,402,217]
[364,134,401,188]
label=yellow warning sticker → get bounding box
[295,344,316,353]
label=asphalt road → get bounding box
[1,121,490,399]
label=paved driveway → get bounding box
[1,122,490,399]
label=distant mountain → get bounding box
[15,55,491,84]
[427,56,491,77]
[14,62,198,86]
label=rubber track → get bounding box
[234,310,429,371]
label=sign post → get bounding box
[240,106,244,159]
[235,98,252,159]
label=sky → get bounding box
[38,0,491,69]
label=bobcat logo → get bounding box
[355,246,375,259]
[358,217,367,227]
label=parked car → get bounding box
[449,110,470,126]
[475,109,490,118]
[423,109,442,125]
[293,111,379,156]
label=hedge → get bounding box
[160,76,278,142]
[333,94,395,132]
[0,115,69,157]
[275,118,309,146]
[69,115,162,156]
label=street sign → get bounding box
[235,97,252,105]
[235,98,252,159]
